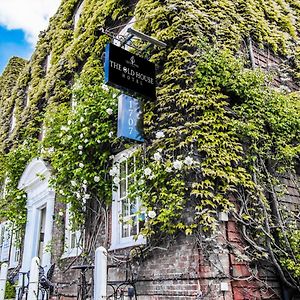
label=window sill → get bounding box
[9,262,18,269]
[61,248,82,259]
[109,236,146,251]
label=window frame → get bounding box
[9,107,16,133]
[61,204,82,258]
[0,221,11,263]
[46,53,52,73]
[25,85,31,107]
[110,147,146,250]
[74,1,85,29]
[9,230,21,268]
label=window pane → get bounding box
[71,232,76,249]
[120,179,126,198]
[130,201,137,215]
[120,160,126,179]
[128,156,134,175]
[130,216,137,236]
[122,200,129,217]
[122,223,129,238]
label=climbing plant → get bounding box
[0,0,299,291]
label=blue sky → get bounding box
[0,0,60,75]
[0,26,33,74]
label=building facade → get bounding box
[0,0,299,299]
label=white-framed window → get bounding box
[110,148,146,250]
[39,123,47,141]
[9,107,16,133]
[62,204,82,258]
[74,1,85,29]
[0,177,9,199]
[0,222,11,262]
[9,230,20,268]
[25,85,31,107]
[46,53,52,73]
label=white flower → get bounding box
[75,192,81,199]
[140,206,147,213]
[97,140,101,144]
[144,167,152,176]
[59,190,64,195]
[79,163,84,168]
[94,176,100,182]
[79,151,83,155]
[109,155,114,160]
[80,133,84,138]
[83,179,87,184]
[61,125,69,131]
[153,152,162,161]
[109,166,118,176]
[78,145,83,150]
[173,160,183,170]
[155,131,165,139]
[106,108,113,115]
[148,211,156,218]
[84,194,90,200]
[166,167,172,173]
[113,177,120,185]
[138,179,144,185]
[84,139,89,143]
[58,211,64,217]
[68,120,72,125]
[101,84,109,91]
[80,117,84,123]
[82,184,87,190]
[123,216,131,222]
[157,148,163,152]
[184,156,194,166]
[71,180,76,187]
[108,131,114,138]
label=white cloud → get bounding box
[0,0,61,46]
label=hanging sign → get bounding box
[117,94,144,142]
[104,43,156,100]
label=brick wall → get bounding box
[46,175,300,300]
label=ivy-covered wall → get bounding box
[0,0,299,296]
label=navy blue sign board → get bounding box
[104,43,156,100]
[117,94,144,142]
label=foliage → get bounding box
[0,141,37,229]
[42,75,118,226]
[5,280,16,299]
[0,0,299,291]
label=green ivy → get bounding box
[0,0,299,289]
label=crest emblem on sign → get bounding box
[130,56,135,66]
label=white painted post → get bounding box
[94,247,107,300]
[0,263,8,300]
[27,257,40,300]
